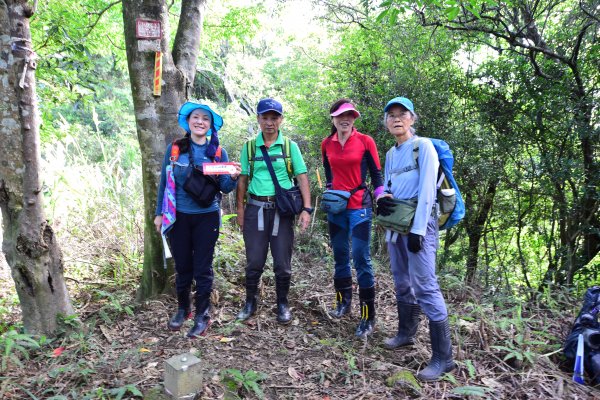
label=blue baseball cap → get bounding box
[178,102,223,136]
[384,97,414,113]
[257,98,283,115]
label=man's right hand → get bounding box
[236,208,244,231]
[376,196,395,216]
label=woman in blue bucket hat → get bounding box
[377,97,455,381]
[155,101,241,338]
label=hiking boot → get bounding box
[187,294,211,338]
[237,280,259,321]
[384,302,420,349]
[276,300,292,324]
[168,290,191,331]
[355,286,376,338]
[168,308,192,331]
[416,318,456,381]
[276,276,292,324]
[330,277,352,318]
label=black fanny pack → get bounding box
[183,166,220,207]
[259,146,302,217]
[182,144,220,207]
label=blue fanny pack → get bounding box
[320,184,366,214]
[320,190,351,214]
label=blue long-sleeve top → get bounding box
[383,135,439,236]
[155,141,237,215]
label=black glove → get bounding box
[376,196,395,216]
[407,233,423,253]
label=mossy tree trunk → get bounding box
[121,0,206,300]
[0,0,73,334]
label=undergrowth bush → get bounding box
[41,118,143,290]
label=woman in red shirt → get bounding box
[321,98,384,338]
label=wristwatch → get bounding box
[302,207,314,215]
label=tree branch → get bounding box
[172,0,206,93]
[579,0,600,23]
[529,49,553,79]
[85,0,122,37]
[570,22,593,66]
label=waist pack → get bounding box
[320,190,351,214]
[259,145,303,217]
[320,184,365,214]
[177,140,222,208]
[375,198,417,234]
[183,166,220,207]
[276,185,303,217]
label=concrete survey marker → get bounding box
[164,353,203,399]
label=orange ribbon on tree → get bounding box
[153,51,162,96]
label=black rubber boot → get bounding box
[384,302,421,349]
[355,286,376,338]
[276,277,292,324]
[187,294,211,338]
[236,280,259,321]
[168,290,192,331]
[330,277,352,318]
[417,318,456,381]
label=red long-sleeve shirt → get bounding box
[321,128,384,209]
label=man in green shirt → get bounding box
[236,98,312,324]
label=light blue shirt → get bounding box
[383,135,439,236]
[156,141,237,215]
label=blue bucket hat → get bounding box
[384,97,414,113]
[178,102,224,136]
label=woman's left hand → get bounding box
[229,162,242,180]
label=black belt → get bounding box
[249,194,276,202]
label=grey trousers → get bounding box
[243,203,294,281]
[387,217,448,321]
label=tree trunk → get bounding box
[0,0,73,334]
[121,0,206,299]
[465,178,498,284]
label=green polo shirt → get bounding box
[240,131,308,196]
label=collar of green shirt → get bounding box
[256,130,284,147]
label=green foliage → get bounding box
[385,369,421,392]
[0,294,20,335]
[221,368,268,399]
[340,352,362,383]
[488,304,559,367]
[452,385,493,397]
[0,329,42,371]
[48,359,96,383]
[105,384,144,399]
[94,290,134,323]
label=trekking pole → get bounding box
[311,196,319,232]
[573,333,585,384]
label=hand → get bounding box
[376,196,395,216]
[154,215,162,234]
[229,162,242,180]
[297,210,311,232]
[236,207,244,231]
[407,233,423,253]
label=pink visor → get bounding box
[330,103,361,118]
